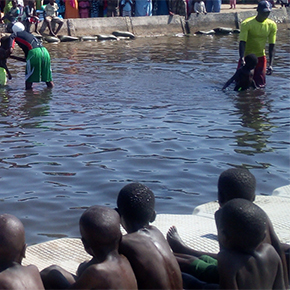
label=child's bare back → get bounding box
[41,205,137,290]
[0,263,45,290]
[69,254,137,289]
[216,198,286,290]
[120,225,182,289]
[218,243,285,289]
[0,214,45,290]
[117,183,183,289]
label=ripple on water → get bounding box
[0,30,289,244]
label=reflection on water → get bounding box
[0,30,289,244]
[233,89,275,156]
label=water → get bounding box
[0,30,289,245]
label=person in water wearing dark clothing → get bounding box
[222,54,258,91]
[6,22,54,90]
[0,35,12,85]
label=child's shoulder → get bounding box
[255,242,280,262]
[122,226,165,245]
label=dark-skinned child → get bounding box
[167,168,289,287]
[116,182,183,290]
[222,54,258,91]
[0,214,45,290]
[41,205,137,289]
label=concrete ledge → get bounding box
[60,6,289,37]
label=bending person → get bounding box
[7,22,54,90]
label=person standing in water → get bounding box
[238,0,277,88]
[7,22,54,90]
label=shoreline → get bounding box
[0,5,288,39]
[61,5,289,37]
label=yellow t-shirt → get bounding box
[239,16,277,57]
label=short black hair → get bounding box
[245,54,258,70]
[117,183,155,224]
[218,168,256,206]
[80,205,121,246]
[218,198,267,251]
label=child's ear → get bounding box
[81,238,93,256]
[149,211,156,223]
[114,207,120,216]
[21,243,27,259]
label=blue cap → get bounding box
[257,1,272,12]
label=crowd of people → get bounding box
[0,168,289,289]
[0,0,222,29]
[0,0,277,91]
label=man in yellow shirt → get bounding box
[239,0,277,87]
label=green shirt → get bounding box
[239,16,277,58]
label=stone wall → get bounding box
[61,6,289,37]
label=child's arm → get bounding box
[251,79,257,89]
[218,251,239,289]
[266,217,289,286]
[10,55,26,62]
[40,265,76,289]
[222,73,236,90]
[3,63,12,79]
[202,2,207,13]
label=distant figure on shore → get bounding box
[78,0,90,17]
[238,0,277,87]
[22,0,40,33]
[194,0,207,15]
[120,0,133,16]
[153,0,169,15]
[0,0,20,31]
[229,0,236,9]
[134,0,152,16]
[222,53,258,91]
[41,205,138,289]
[65,0,79,18]
[116,182,183,289]
[40,0,64,36]
[205,0,220,12]
[168,0,187,16]
[0,214,45,290]
[106,0,119,16]
[90,0,103,17]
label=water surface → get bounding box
[0,30,289,244]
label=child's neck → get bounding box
[91,248,119,263]
[0,261,18,272]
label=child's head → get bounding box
[49,0,55,4]
[79,205,121,256]
[12,0,17,7]
[244,54,258,70]
[116,183,156,232]
[216,198,267,252]
[0,214,26,265]
[218,168,256,206]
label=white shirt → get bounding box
[194,1,206,14]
